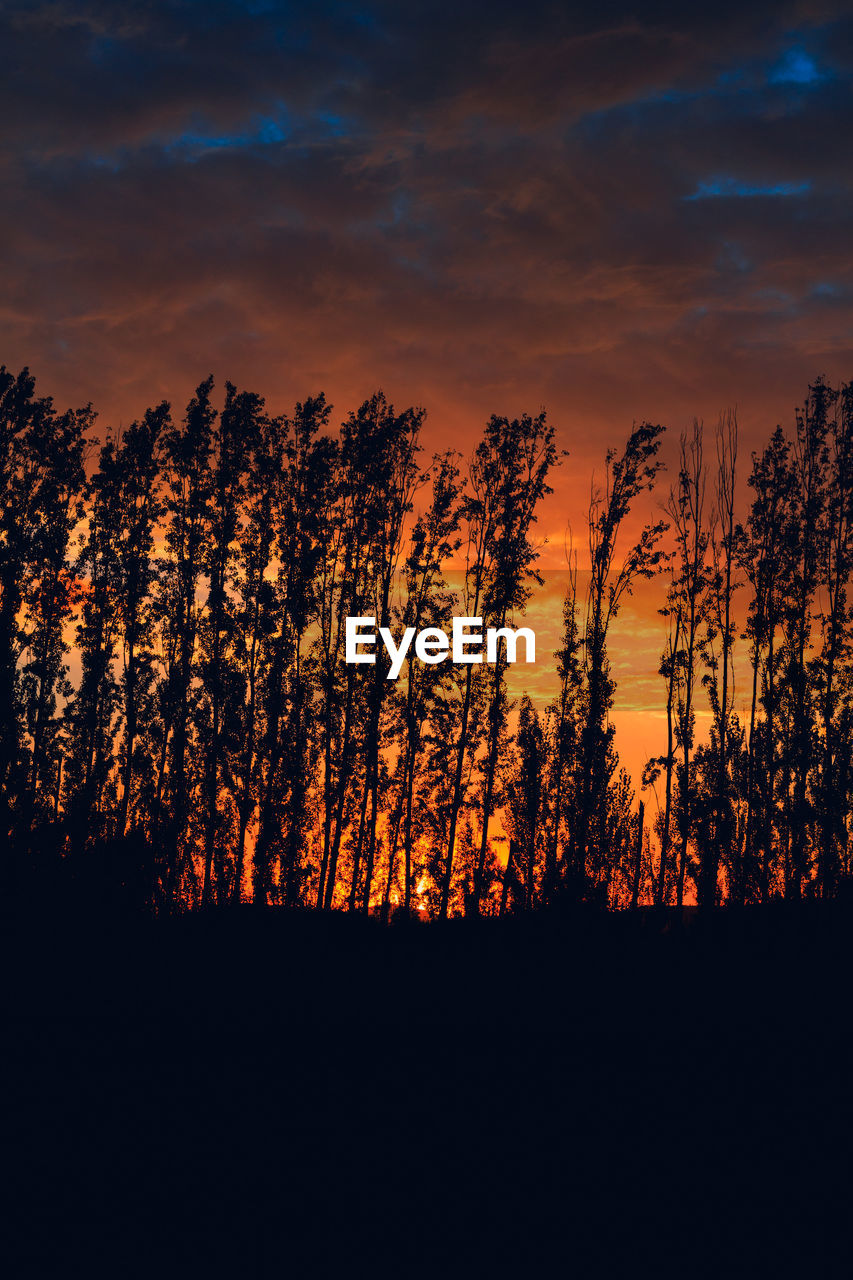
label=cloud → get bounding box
[769,47,825,84]
[685,177,813,199]
[4,0,853,783]
[2,0,853,531]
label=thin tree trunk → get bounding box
[631,801,645,910]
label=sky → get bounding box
[3,0,853,788]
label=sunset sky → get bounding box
[3,0,853,790]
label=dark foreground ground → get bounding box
[3,900,852,1277]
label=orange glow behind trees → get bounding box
[2,363,853,913]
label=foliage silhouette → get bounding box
[2,363,853,913]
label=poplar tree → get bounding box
[113,406,168,845]
[541,564,584,899]
[570,421,666,891]
[254,396,335,906]
[64,430,126,846]
[316,394,422,911]
[230,405,287,903]
[701,412,739,905]
[815,382,853,896]
[17,400,89,853]
[739,428,794,900]
[469,411,557,916]
[199,384,257,906]
[382,452,462,917]
[156,378,215,907]
[502,695,545,912]
[666,423,711,908]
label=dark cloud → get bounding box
[3,0,853,554]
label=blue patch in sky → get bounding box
[314,111,350,138]
[169,132,241,152]
[686,176,812,201]
[165,114,290,157]
[256,119,288,144]
[769,48,823,86]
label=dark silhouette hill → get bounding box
[4,902,851,1275]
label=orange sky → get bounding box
[500,570,722,808]
[3,0,852,819]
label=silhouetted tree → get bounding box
[739,428,794,901]
[113,406,169,845]
[702,412,739,905]
[541,564,584,899]
[198,384,257,906]
[254,395,335,907]
[815,382,853,896]
[5,357,853,915]
[781,383,830,897]
[503,695,545,912]
[156,378,215,907]
[666,422,711,908]
[17,399,89,854]
[570,421,666,891]
[383,452,463,917]
[644,570,681,907]
[469,411,557,916]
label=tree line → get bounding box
[1,363,851,914]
